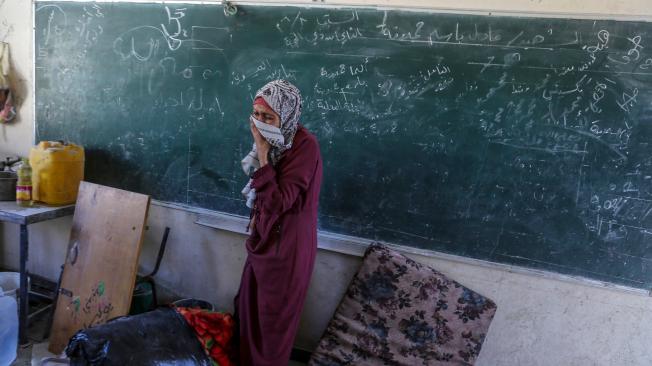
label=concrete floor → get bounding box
[9,307,58,366]
[14,346,307,366]
[13,341,308,366]
[9,312,308,366]
[10,346,31,366]
[6,280,309,366]
[11,342,61,366]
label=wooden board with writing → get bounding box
[49,182,150,353]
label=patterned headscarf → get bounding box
[241,79,302,208]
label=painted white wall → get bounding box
[2,1,652,365]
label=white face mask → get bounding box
[251,116,285,146]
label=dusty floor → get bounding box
[15,344,307,366]
[10,304,57,366]
[10,308,308,366]
[8,279,308,366]
[11,347,31,366]
[11,343,59,366]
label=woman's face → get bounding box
[252,103,281,128]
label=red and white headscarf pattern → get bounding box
[241,79,302,208]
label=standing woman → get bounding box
[236,79,323,365]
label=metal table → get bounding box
[0,202,75,344]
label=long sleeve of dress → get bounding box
[236,127,323,366]
[249,136,319,250]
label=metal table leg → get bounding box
[19,224,29,345]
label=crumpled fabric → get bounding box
[0,42,16,123]
[175,307,237,366]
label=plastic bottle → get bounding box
[0,294,18,366]
[16,158,32,207]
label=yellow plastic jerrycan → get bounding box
[29,141,85,205]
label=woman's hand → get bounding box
[250,119,270,167]
[249,212,257,232]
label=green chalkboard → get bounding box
[35,2,652,288]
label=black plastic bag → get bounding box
[65,307,212,366]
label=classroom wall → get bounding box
[2,1,652,365]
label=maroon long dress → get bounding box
[235,125,323,366]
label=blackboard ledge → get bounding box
[152,200,652,297]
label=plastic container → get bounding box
[0,293,18,365]
[172,298,214,311]
[0,272,19,299]
[30,141,85,205]
[0,171,17,201]
[130,280,154,315]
